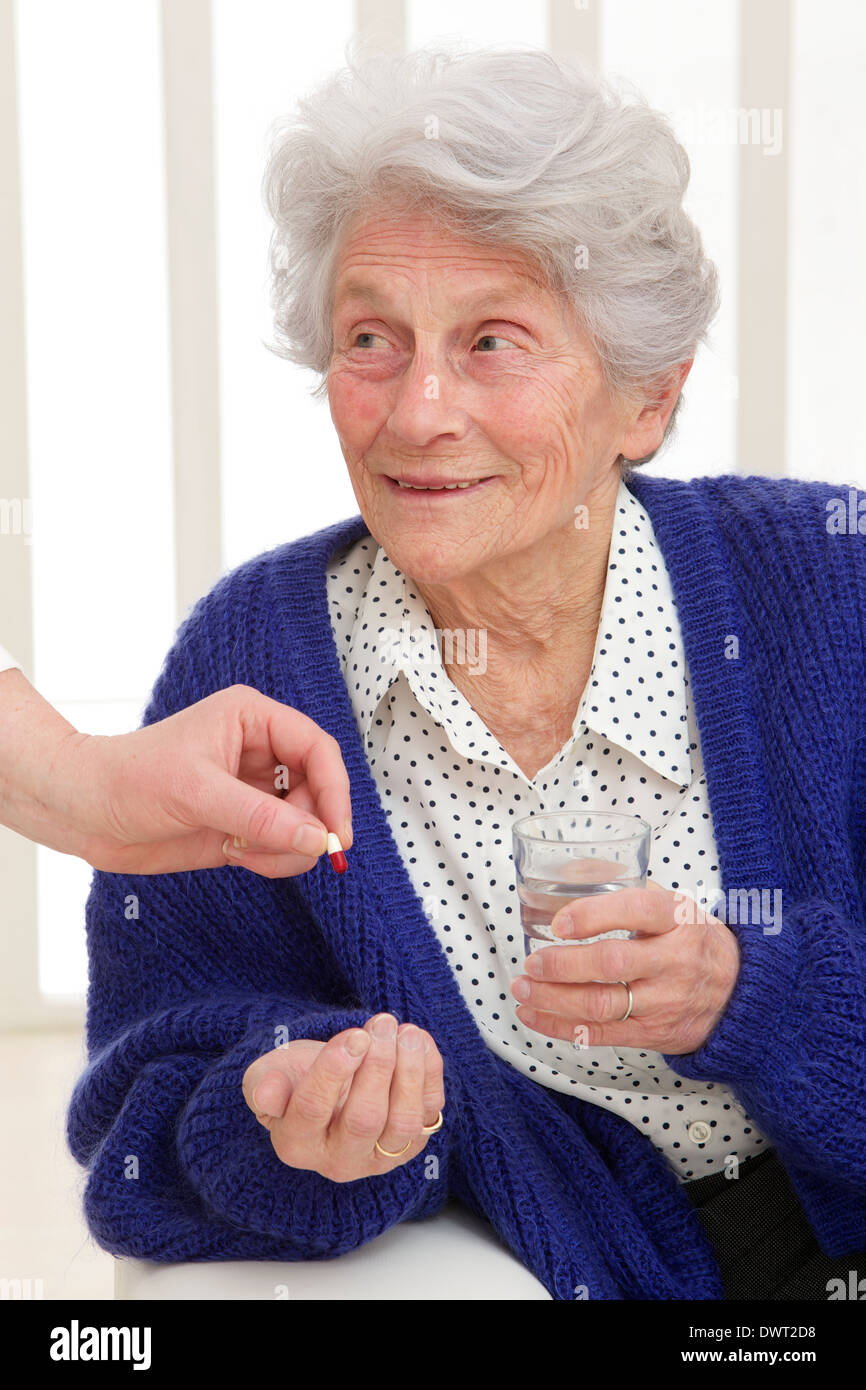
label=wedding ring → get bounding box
[617,980,634,1022]
[374,1108,444,1154]
[374,1137,412,1157]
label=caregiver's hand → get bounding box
[242,1013,446,1182]
[0,668,352,875]
[510,880,741,1054]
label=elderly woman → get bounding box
[68,47,866,1301]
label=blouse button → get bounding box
[687,1120,711,1144]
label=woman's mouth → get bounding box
[384,475,495,497]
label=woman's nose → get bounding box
[386,353,469,447]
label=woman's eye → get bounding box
[473,334,518,352]
[352,331,388,349]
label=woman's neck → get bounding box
[413,471,620,775]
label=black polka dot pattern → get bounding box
[326,480,769,1182]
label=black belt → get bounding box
[684,1147,866,1300]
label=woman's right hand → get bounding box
[241,1013,445,1182]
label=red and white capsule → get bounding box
[327,832,348,874]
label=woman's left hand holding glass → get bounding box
[510,880,741,1054]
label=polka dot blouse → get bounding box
[325,477,769,1183]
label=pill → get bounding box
[327,832,348,874]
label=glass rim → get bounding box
[512,810,651,844]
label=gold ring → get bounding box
[374,1136,412,1158]
[420,1109,444,1134]
[617,980,634,1022]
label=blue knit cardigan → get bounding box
[67,471,866,1300]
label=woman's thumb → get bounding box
[202,772,328,857]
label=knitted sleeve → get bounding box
[66,566,451,1262]
[660,894,866,1191]
[661,479,866,1197]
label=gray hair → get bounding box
[262,44,720,467]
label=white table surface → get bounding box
[114,1199,552,1300]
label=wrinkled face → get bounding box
[327,211,637,584]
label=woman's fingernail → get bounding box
[233,835,248,851]
[512,977,531,1001]
[341,818,353,848]
[292,823,327,856]
[372,1014,397,1040]
[345,1030,370,1057]
[553,914,574,937]
[252,1085,272,1114]
[223,836,242,859]
[398,1026,423,1050]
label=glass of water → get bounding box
[512,812,651,956]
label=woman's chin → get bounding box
[382,541,483,586]
[362,515,490,582]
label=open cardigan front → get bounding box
[67,470,866,1300]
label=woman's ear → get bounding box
[620,358,694,461]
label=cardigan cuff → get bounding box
[661,898,802,1085]
[176,1004,451,1253]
